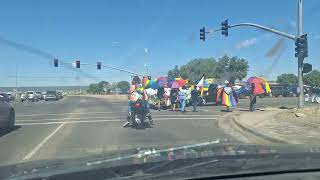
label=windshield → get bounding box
[0,0,319,179]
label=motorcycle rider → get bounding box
[126,81,152,126]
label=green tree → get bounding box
[167,55,249,84]
[276,73,298,85]
[214,55,249,83]
[88,81,110,94]
[179,58,217,83]
[168,65,181,80]
[87,83,99,94]
[304,70,320,87]
[117,81,130,93]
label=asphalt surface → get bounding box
[0,96,299,165]
[0,96,253,165]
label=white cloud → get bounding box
[236,38,257,49]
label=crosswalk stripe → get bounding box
[16,114,219,122]
[16,117,218,126]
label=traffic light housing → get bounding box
[221,19,228,37]
[303,63,312,74]
[295,34,308,58]
[76,60,80,68]
[97,62,101,70]
[148,76,151,80]
[54,59,58,67]
[200,26,206,41]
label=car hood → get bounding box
[2,141,320,179]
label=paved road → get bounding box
[0,96,241,165]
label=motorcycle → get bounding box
[125,99,152,128]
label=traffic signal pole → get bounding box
[297,0,304,109]
[202,0,306,109]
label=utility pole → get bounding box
[297,0,304,109]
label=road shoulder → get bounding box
[219,107,320,145]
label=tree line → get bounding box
[277,70,320,87]
[87,81,130,94]
[168,55,249,84]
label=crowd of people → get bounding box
[127,79,260,117]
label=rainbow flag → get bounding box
[221,87,237,107]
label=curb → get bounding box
[232,116,287,144]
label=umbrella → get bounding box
[170,81,180,89]
[175,78,188,87]
[157,77,168,87]
[246,76,271,95]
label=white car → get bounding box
[20,93,26,102]
[27,91,38,102]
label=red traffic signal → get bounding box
[76,60,80,68]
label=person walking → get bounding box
[178,86,187,112]
[170,88,178,112]
[191,85,198,112]
[157,87,164,111]
[249,83,257,112]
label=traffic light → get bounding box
[200,26,206,41]
[303,63,312,73]
[221,19,228,37]
[76,60,80,68]
[97,62,101,70]
[295,34,308,58]
[148,76,151,80]
[54,59,58,67]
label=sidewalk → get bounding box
[220,107,320,145]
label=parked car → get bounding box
[269,85,292,97]
[35,91,43,100]
[0,93,15,131]
[56,91,63,100]
[20,93,27,102]
[198,84,219,106]
[235,86,250,99]
[27,91,38,102]
[42,91,47,100]
[45,91,57,101]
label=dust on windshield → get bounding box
[0,0,319,179]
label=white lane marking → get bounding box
[17,117,218,126]
[16,115,220,122]
[16,112,121,117]
[22,123,65,161]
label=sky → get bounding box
[0,0,319,87]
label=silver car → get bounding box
[0,93,15,131]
